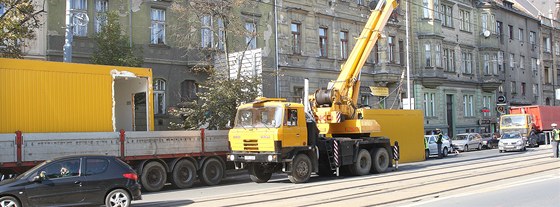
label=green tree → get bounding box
[0,0,46,58]
[91,11,142,67]
[168,0,262,129]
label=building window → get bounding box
[151,8,166,44]
[340,31,348,59]
[94,0,108,33]
[533,84,538,97]
[459,10,471,32]
[245,22,257,50]
[521,82,526,96]
[72,0,88,36]
[498,51,504,71]
[492,54,498,74]
[508,25,513,40]
[388,36,395,63]
[519,55,524,69]
[497,21,503,43]
[518,28,524,42]
[462,52,472,74]
[435,44,441,67]
[529,31,536,47]
[490,14,495,33]
[433,0,440,20]
[509,53,514,68]
[373,44,379,64]
[545,67,551,84]
[443,49,448,71]
[181,80,198,101]
[153,79,166,115]
[483,54,490,75]
[399,40,404,65]
[545,37,551,53]
[511,81,516,94]
[481,13,487,32]
[531,58,537,72]
[291,23,301,54]
[555,42,560,55]
[441,5,453,27]
[422,0,430,18]
[361,94,369,107]
[425,43,431,67]
[201,15,212,48]
[443,49,455,72]
[319,27,328,57]
[357,0,365,6]
[462,95,474,117]
[424,93,436,117]
[482,96,492,117]
[217,18,225,50]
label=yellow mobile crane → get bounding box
[228,0,399,183]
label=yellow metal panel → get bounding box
[362,109,425,163]
[317,119,381,135]
[0,58,153,133]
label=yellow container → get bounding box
[363,109,425,163]
[0,58,154,133]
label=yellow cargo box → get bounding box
[363,109,425,163]
[0,58,154,133]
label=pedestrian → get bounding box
[436,129,444,159]
[551,123,560,158]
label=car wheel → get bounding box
[499,150,503,153]
[171,159,197,189]
[350,149,371,176]
[105,189,131,207]
[248,164,272,183]
[200,158,224,186]
[464,145,469,152]
[0,196,21,207]
[288,154,312,183]
[141,161,167,192]
[425,149,430,160]
[477,144,482,150]
[443,147,449,157]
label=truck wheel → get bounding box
[370,148,389,174]
[0,196,21,207]
[199,158,224,186]
[350,149,371,176]
[288,154,312,183]
[170,159,196,189]
[248,164,272,183]
[141,161,167,192]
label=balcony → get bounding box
[418,69,446,88]
[480,76,502,92]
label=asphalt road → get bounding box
[133,146,559,207]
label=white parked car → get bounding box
[451,133,483,152]
[499,132,527,152]
[424,135,451,158]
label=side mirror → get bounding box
[32,171,47,182]
[31,175,43,183]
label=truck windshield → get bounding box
[501,116,526,127]
[234,106,283,128]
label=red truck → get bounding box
[500,105,560,146]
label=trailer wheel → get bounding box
[248,164,272,183]
[141,161,167,192]
[288,154,312,184]
[350,149,371,176]
[170,159,197,189]
[370,148,389,174]
[199,158,224,186]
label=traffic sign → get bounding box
[496,105,506,114]
[497,95,506,103]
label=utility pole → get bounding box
[405,0,413,109]
[63,0,72,62]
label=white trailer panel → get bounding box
[204,130,229,152]
[0,134,16,163]
[124,131,202,156]
[22,132,120,161]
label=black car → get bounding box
[481,133,500,149]
[0,155,141,207]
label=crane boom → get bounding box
[313,0,399,125]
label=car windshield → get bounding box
[452,135,468,140]
[501,133,522,139]
[501,115,526,127]
[234,106,283,128]
[15,160,49,179]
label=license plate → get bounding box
[245,156,256,160]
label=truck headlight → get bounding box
[229,155,235,161]
[267,155,273,161]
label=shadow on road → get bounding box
[133,199,194,207]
